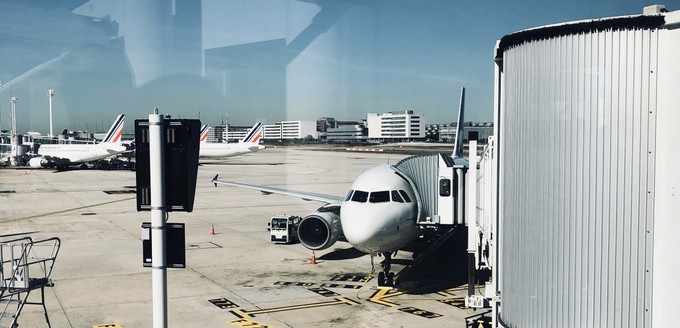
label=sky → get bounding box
[0,0,677,133]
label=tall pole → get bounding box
[0,81,3,134]
[10,97,17,136]
[48,89,55,137]
[149,110,167,327]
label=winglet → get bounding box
[102,114,125,143]
[212,174,219,187]
[452,87,465,159]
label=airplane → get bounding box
[28,114,127,169]
[212,88,469,287]
[199,122,265,158]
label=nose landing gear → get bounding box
[377,251,395,287]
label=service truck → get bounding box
[269,215,301,244]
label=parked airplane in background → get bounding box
[213,88,469,287]
[28,114,127,169]
[199,122,265,158]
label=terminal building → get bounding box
[262,120,318,140]
[428,122,494,143]
[366,110,425,142]
[317,117,368,142]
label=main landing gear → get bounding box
[375,251,395,287]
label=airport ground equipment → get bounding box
[269,216,301,244]
[0,236,61,328]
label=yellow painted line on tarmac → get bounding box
[228,318,272,328]
[367,288,404,307]
[230,297,359,318]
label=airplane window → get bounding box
[345,190,354,201]
[369,191,390,203]
[399,190,412,203]
[391,190,404,203]
[351,190,369,203]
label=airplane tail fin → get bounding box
[101,114,125,143]
[452,87,465,159]
[240,123,264,144]
[200,125,210,143]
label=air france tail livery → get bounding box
[212,88,470,287]
[28,114,127,169]
[199,123,265,158]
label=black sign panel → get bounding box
[135,119,200,212]
[142,222,186,268]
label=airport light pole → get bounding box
[10,96,17,136]
[48,89,54,137]
[149,110,168,328]
[0,81,3,134]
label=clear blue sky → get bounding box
[0,0,677,133]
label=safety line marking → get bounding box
[308,287,340,297]
[209,298,239,309]
[367,288,403,307]
[319,283,362,289]
[230,297,358,318]
[398,306,443,319]
[329,274,371,283]
[228,318,272,328]
[273,281,314,287]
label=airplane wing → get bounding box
[211,174,345,204]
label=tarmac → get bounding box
[0,146,485,328]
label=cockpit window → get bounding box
[391,190,404,203]
[345,190,354,201]
[351,190,369,203]
[369,191,390,203]
[398,190,412,203]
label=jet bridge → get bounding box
[393,153,467,227]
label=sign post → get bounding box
[148,111,167,328]
[135,110,200,328]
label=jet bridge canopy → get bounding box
[393,153,466,226]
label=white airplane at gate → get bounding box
[28,114,127,169]
[212,88,469,286]
[199,123,265,158]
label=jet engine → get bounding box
[297,204,342,251]
[28,157,53,168]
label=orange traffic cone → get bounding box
[309,251,317,265]
[209,225,215,236]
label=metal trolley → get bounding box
[1,236,61,328]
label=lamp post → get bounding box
[10,96,17,136]
[48,89,55,137]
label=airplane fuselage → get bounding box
[199,143,264,158]
[35,143,126,164]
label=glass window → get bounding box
[369,191,390,203]
[399,190,412,203]
[391,190,404,203]
[351,190,369,203]
[345,190,354,201]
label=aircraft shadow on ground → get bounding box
[395,229,477,294]
[319,246,367,260]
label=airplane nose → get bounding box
[340,203,392,253]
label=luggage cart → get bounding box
[0,236,61,328]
